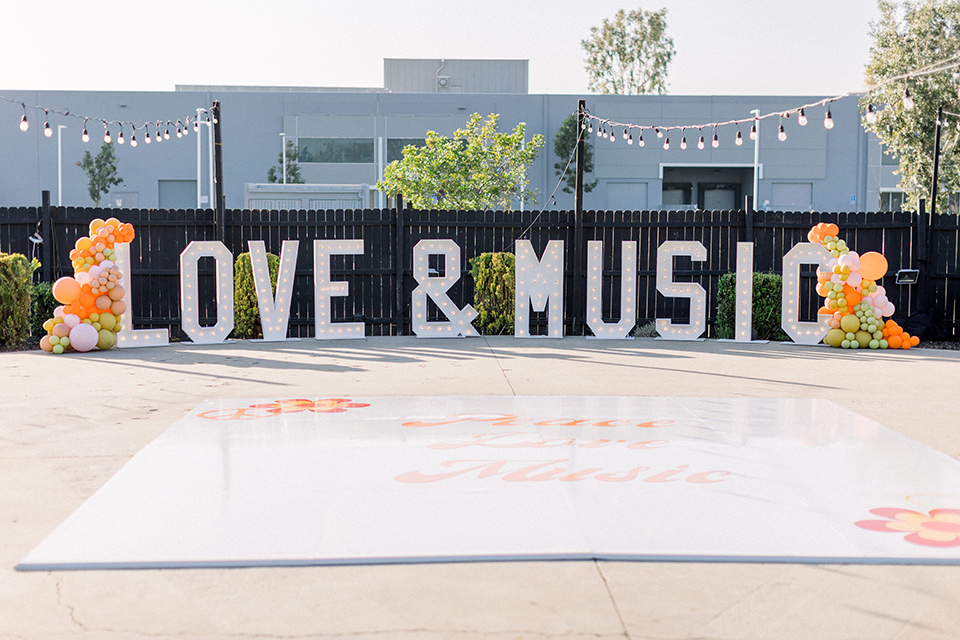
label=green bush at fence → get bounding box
[715,271,790,341]
[0,252,40,348]
[29,282,57,338]
[234,251,279,339]
[470,252,515,335]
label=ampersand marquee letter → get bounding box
[411,239,478,337]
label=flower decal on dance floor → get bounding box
[855,508,960,547]
[198,398,371,420]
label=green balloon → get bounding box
[52,344,64,354]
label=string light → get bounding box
[43,110,52,137]
[663,137,670,150]
[117,126,125,145]
[183,118,190,136]
[81,119,89,143]
[778,123,787,142]
[680,130,687,149]
[902,85,915,110]
[798,108,808,126]
[103,124,111,144]
[19,104,28,131]
[145,124,152,144]
[865,103,877,124]
[735,127,743,146]
[176,122,183,138]
[712,127,719,148]
[656,128,663,138]
[824,107,835,129]
[637,132,644,147]
[749,121,757,141]
[163,124,171,140]
[697,129,705,150]
[130,130,138,147]
[154,126,162,143]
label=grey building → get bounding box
[0,59,918,213]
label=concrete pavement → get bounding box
[3,336,960,639]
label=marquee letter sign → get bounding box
[781,242,831,345]
[514,240,564,338]
[411,240,479,337]
[656,241,707,340]
[180,241,234,344]
[736,242,754,342]
[114,242,169,348]
[586,240,637,339]
[314,239,365,340]
[250,240,298,342]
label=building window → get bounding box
[880,143,899,166]
[879,191,905,212]
[387,138,425,163]
[298,138,374,163]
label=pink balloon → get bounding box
[68,323,100,352]
[63,313,80,328]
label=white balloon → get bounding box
[847,273,862,288]
[99,259,114,269]
[75,271,91,286]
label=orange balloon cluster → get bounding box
[40,218,136,354]
[809,223,918,350]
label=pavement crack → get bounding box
[53,573,88,632]
[594,560,632,639]
[482,335,517,396]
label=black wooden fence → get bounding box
[1,206,958,339]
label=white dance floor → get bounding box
[18,396,960,570]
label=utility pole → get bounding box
[212,101,225,241]
[930,105,943,216]
[574,99,586,335]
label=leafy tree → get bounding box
[79,142,123,206]
[554,113,598,194]
[582,7,675,95]
[862,0,960,213]
[376,113,544,211]
[267,140,305,184]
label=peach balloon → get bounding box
[52,277,81,304]
[858,252,888,281]
[110,299,127,315]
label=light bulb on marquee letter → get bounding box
[411,239,478,337]
[781,242,831,345]
[514,239,565,338]
[586,240,637,339]
[114,242,169,348]
[249,240,298,341]
[656,241,707,340]
[314,239,365,339]
[180,241,234,344]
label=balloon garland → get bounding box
[40,218,135,354]
[809,222,919,350]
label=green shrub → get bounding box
[234,251,279,339]
[29,282,57,338]
[0,253,40,347]
[715,271,790,341]
[470,252,515,335]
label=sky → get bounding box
[1,0,882,96]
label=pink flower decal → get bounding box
[249,398,371,414]
[855,508,960,547]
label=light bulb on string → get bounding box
[778,124,787,141]
[656,128,663,139]
[903,85,914,110]
[712,128,719,148]
[154,127,161,143]
[193,119,199,133]
[865,103,877,124]
[627,130,634,145]
[81,119,89,143]
[637,132,644,147]
[824,108,834,129]
[609,129,615,143]
[735,128,743,146]
[145,125,152,144]
[798,108,808,126]
[680,133,687,150]
[749,121,757,141]
[117,126,125,145]
[43,111,52,137]
[176,122,183,138]
[697,129,705,150]
[103,124,111,144]
[587,120,593,134]
[130,131,138,147]
[663,137,670,150]
[182,118,189,136]
[19,106,29,132]
[622,128,629,142]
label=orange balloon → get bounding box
[846,291,862,305]
[52,277,81,304]
[825,223,839,237]
[79,291,96,308]
[888,335,903,349]
[859,252,889,281]
[818,306,833,315]
[807,227,822,243]
[910,335,920,346]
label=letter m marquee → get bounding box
[514,239,564,338]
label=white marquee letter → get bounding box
[736,242,754,342]
[314,239,365,339]
[781,242,831,345]
[114,242,169,348]
[514,240,564,338]
[180,241,234,344]
[250,240,298,341]
[411,239,478,337]
[586,240,637,339]
[656,241,707,340]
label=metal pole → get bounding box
[41,190,51,282]
[57,125,66,206]
[280,132,287,184]
[207,114,214,209]
[751,109,761,208]
[930,105,943,217]
[575,100,586,217]
[213,101,225,240]
[574,100,586,335]
[196,109,203,208]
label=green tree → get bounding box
[267,140,305,184]
[79,142,123,206]
[554,113,598,194]
[376,113,544,211]
[862,0,960,213]
[582,7,675,95]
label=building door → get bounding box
[698,183,741,210]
